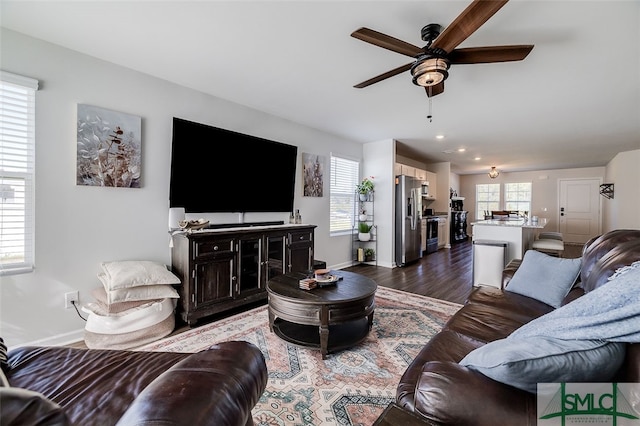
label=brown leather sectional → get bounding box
[4,341,267,426]
[396,229,640,425]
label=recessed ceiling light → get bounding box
[474,157,481,161]
[436,135,445,140]
[443,149,454,154]
[457,148,466,152]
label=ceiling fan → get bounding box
[351,0,533,97]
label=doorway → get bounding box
[558,178,602,244]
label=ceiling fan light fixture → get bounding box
[488,167,500,179]
[411,57,449,87]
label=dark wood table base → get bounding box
[271,315,373,358]
[267,270,377,359]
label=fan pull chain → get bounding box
[427,88,433,122]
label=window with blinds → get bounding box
[1,71,38,275]
[330,155,359,235]
[505,182,532,214]
[476,183,500,220]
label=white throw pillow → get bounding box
[459,336,626,393]
[99,260,181,290]
[101,280,179,304]
[505,250,581,308]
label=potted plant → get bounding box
[358,222,372,241]
[356,176,374,201]
[364,248,375,262]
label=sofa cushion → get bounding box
[459,336,626,393]
[412,361,535,426]
[505,250,581,308]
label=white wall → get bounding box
[460,167,606,235]
[363,139,395,268]
[603,149,640,231]
[0,29,363,347]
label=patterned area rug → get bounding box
[139,286,461,425]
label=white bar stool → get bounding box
[538,231,564,241]
[532,238,565,257]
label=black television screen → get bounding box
[169,118,298,213]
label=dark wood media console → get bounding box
[171,224,316,326]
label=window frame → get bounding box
[504,182,532,215]
[475,183,501,220]
[329,154,359,237]
[0,71,38,276]
[475,181,533,220]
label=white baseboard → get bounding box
[9,328,84,351]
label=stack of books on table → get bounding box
[299,278,317,290]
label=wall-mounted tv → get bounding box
[169,117,298,213]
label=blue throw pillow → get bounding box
[459,336,626,393]
[505,250,581,308]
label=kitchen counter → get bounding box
[471,218,548,263]
[471,218,547,229]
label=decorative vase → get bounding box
[358,213,367,222]
[359,193,368,202]
[358,232,371,242]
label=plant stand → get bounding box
[352,191,377,266]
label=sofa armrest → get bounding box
[116,341,267,426]
[412,361,535,426]
[0,387,71,426]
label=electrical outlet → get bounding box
[64,291,79,309]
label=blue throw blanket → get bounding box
[510,261,640,343]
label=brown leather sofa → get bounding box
[396,229,640,425]
[2,340,268,426]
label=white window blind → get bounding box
[330,155,359,235]
[0,71,38,275]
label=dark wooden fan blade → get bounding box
[351,27,423,57]
[354,62,414,88]
[431,0,509,53]
[449,45,533,64]
[425,81,445,98]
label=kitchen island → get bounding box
[470,218,548,264]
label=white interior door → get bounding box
[558,178,602,244]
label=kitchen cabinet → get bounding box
[171,224,316,326]
[286,228,314,273]
[402,164,416,177]
[414,168,427,181]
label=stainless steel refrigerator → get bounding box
[395,174,422,266]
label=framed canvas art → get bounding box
[77,104,142,188]
[302,153,324,197]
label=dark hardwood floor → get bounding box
[344,239,584,305]
[344,240,474,304]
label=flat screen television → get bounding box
[169,117,298,213]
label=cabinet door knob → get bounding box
[299,236,304,240]
[213,245,219,251]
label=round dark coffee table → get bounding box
[267,270,377,359]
